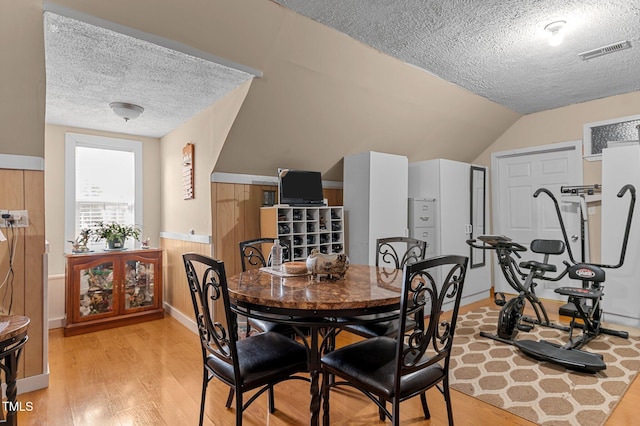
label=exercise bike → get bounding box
[513,184,636,372]
[468,184,635,372]
[467,236,570,345]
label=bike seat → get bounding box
[555,286,603,300]
[568,263,605,283]
[519,260,557,273]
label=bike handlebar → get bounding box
[466,238,527,258]
[534,184,636,269]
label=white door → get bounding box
[491,141,583,301]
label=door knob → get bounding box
[571,234,579,242]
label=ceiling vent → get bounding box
[578,41,631,61]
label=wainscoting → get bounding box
[160,235,212,323]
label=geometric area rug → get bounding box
[449,307,640,426]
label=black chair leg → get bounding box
[225,387,234,408]
[199,369,208,426]
[378,396,386,421]
[420,392,430,419]
[392,399,401,426]
[443,381,454,426]
[268,385,275,413]
[322,369,330,426]
[235,390,243,426]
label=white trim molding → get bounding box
[211,172,343,189]
[160,231,212,244]
[0,154,44,171]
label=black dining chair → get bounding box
[238,238,299,338]
[376,237,428,269]
[342,236,428,338]
[182,253,309,426]
[321,254,468,426]
[239,237,290,272]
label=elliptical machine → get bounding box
[513,184,636,372]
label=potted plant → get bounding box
[92,221,141,250]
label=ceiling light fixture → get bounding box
[544,20,566,47]
[109,102,144,122]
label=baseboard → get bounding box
[48,317,65,329]
[2,371,50,397]
[163,302,198,334]
[602,311,640,330]
[163,302,247,335]
[462,291,490,306]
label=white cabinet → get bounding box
[260,206,344,261]
[408,159,490,307]
[601,144,640,328]
[344,151,409,265]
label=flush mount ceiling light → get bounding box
[544,20,566,47]
[109,102,144,122]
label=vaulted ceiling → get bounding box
[272,0,640,114]
[43,0,640,179]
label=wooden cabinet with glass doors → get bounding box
[64,249,164,336]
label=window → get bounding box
[583,114,640,161]
[65,133,143,251]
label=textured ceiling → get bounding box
[44,12,254,138]
[273,0,640,114]
[43,1,640,139]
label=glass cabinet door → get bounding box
[123,259,156,311]
[78,261,115,320]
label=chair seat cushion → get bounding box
[321,336,444,399]
[342,313,417,338]
[249,318,296,334]
[249,318,311,337]
[207,331,308,390]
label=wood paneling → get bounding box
[161,238,211,318]
[0,169,45,380]
[163,182,342,323]
[324,187,343,207]
[211,182,343,278]
[23,170,45,377]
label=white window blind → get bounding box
[65,133,143,252]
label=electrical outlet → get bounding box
[0,209,29,228]
[10,210,28,228]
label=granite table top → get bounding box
[227,263,404,316]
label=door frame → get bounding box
[490,140,583,294]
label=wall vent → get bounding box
[578,41,631,61]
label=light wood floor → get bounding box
[16,298,640,425]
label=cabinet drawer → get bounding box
[412,228,436,255]
[410,200,435,228]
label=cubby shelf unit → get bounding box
[260,206,345,261]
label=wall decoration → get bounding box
[182,143,194,199]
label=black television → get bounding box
[278,169,325,206]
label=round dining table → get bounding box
[226,263,405,426]
[0,315,29,426]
